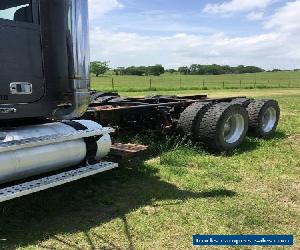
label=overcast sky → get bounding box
[88,0,300,70]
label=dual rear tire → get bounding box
[247,100,280,137]
[178,99,280,152]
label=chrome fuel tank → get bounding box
[0,120,112,184]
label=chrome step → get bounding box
[0,127,114,153]
[0,162,118,203]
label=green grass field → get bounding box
[0,88,299,250]
[92,71,300,92]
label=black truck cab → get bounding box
[0,0,90,121]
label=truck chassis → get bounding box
[85,92,280,152]
[86,92,243,130]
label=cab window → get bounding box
[0,0,32,23]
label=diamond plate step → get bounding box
[0,127,114,153]
[0,162,118,203]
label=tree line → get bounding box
[90,61,274,77]
[114,65,165,76]
[177,64,264,75]
[90,62,165,76]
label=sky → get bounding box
[88,0,300,70]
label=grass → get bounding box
[92,71,300,92]
[0,88,299,249]
[118,87,300,98]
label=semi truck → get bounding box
[0,0,280,203]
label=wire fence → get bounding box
[92,76,300,92]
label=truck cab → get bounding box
[0,0,90,121]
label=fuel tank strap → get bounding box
[62,120,88,131]
[62,121,100,162]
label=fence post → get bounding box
[149,78,152,89]
[222,81,225,89]
[203,80,205,89]
[254,80,257,88]
[112,77,115,91]
[180,78,182,89]
[240,80,242,89]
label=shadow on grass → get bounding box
[263,130,287,140]
[211,131,288,157]
[0,161,236,249]
[223,138,261,156]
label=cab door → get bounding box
[0,0,44,104]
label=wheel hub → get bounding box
[223,114,245,144]
[262,107,277,133]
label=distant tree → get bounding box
[167,69,177,74]
[124,66,147,76]
[244,66,264,73]
[114,63,265,77]
[178,66,190,75]
[189,64,200,74]
[90,61,110,77]
[149,64,165,76]
[233,65,264,74]
[121,65,165,76]
[114,69,119,76]
[138,66,149,76]
[178,64,264,75]
[208,64,222,75]
[114,67,126,75]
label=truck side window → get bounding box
[0,0,33,23]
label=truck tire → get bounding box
[177,102,213,137]
[231,98,251,107]
[247,100,280,137]
[197,103,249,151]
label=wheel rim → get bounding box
[262,107,277,133]
[223,114,245,144]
